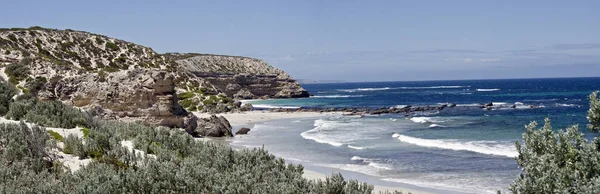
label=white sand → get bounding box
[120,140,156,159]
[193,111,345,126]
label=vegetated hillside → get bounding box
[171,53,309,99]
[0,27,308,129]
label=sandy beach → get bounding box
[193,111,346,126]
[193,111,434,194]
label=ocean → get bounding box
[231,77,600,193]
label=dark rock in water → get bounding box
[236,127,251,135]
[449,103,457,108]
[233,100,242,108]
[240,103,253,111]
[510,105,517,109]
[486,107,493,111]
[191,115,233,137]
[485,102,493,107]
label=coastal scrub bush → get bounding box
[178,91,194,100]
[23,100,91,128]
[5,58,31,84]
[47,130,64,142]
[0,80,17,115]
[0,116,377,193]
[105,41,119,51]
[588,91,600,132]
[510,91,600,193]
[6,99,91,128]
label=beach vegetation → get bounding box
[105,41,119,51]
[0,114,377,193]
[47,130,64,142]
[0,80,17,115]
[5,58,31,84]
[510,91,600,193]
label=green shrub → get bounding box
[6,99,91,128]
[95,37,104,45]
[7,34,17,42]
[178,91,194,100]
[588,91,600,132]
[510,91,600,193]
[102,66,120,73]
[80,127,91,138]
[6,99,34,120]
[0,80,17,115]
[0,98,377,193]
[47,130,64,142]
[105,41,119,51]
[62,134,85,158]
[5,58,31,84]
[97,70,107,82]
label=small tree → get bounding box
[510,91,600,193]
[588,91,600,132]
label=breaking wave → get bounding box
[392,134,517,157]
[251,104,301,109]
[311,95,365,98]
[476,88,500,92]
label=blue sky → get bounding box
[1,0,599,81]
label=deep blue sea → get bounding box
[232,77,600,193]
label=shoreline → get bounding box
[193,111,442,194]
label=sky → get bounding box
[1,0,599,81]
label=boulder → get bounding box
[234,89,255,99]
[449,103,457,108]
[485,102,493,107]
[510,105,517,109]
[240,103,253,111]
[191,115,233,137]
[236,127,251,135]
[233,100,242,108]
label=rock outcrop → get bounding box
[235,127,251,135]
[0,27,305,133]
[190,115,233,137]
[173,54,309,99]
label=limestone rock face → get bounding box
[48,69,197,131]
[175,55,310,99]
[191,115,233,137]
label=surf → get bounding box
[392,133,518,157]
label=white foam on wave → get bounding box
[251,104,301,109]
[556,103,578,107]
[410,117,447,124]
[348,145,368,150]
[349,156,393,170]
[398,86,470,89]
[393,105,408,109]
[311,95,364,98]
[476,88,500,92]
[301,119,359,147]
[392,133,517,157]
[357,87,392,91]
[339,86,469,92]
[429,124,446,128]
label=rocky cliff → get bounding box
[171,53,309,99]
[0,27,307,135]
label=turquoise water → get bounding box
[232,77,600,193]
